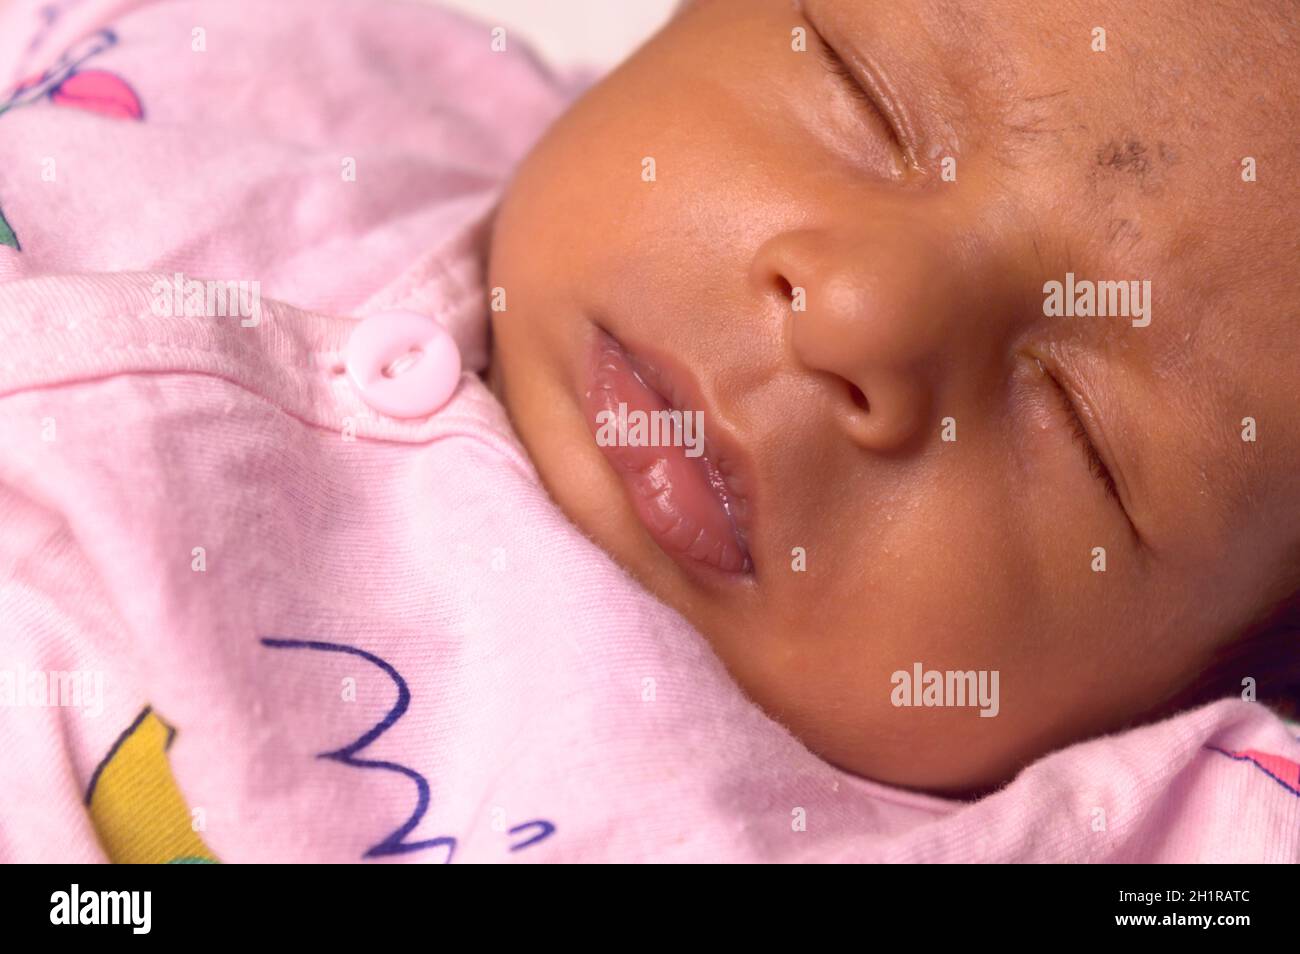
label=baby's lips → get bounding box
[586,331,753,576]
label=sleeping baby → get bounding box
[0,0,1296,863]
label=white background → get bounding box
[434,0,679,68]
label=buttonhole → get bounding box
[383,346,424,378]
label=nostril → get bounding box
[847,381,869,412]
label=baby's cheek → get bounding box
[808,468,1128,785]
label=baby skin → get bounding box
[487,0,1300,794]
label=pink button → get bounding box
[344,310,461,418]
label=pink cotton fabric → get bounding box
[0,0,1297,864]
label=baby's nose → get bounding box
[750,222,976,453]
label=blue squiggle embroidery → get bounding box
[261,637,458,861]
[508,819,556,852]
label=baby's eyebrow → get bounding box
[988,88,1073,172]
[1002,88,1071,139]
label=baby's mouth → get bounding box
[583,328,753,578]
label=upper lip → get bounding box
[594,324,757,565]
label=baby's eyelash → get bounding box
[808,20,906,158]
[1044,369,1121,503]
[817,40,876,110]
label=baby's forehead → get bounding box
[888,0,1295,125]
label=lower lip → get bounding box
[583,331,752,577]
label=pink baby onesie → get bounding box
[0,0,1297,863]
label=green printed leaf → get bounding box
[0,206,18,250]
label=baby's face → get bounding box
[489,0,1299,792]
